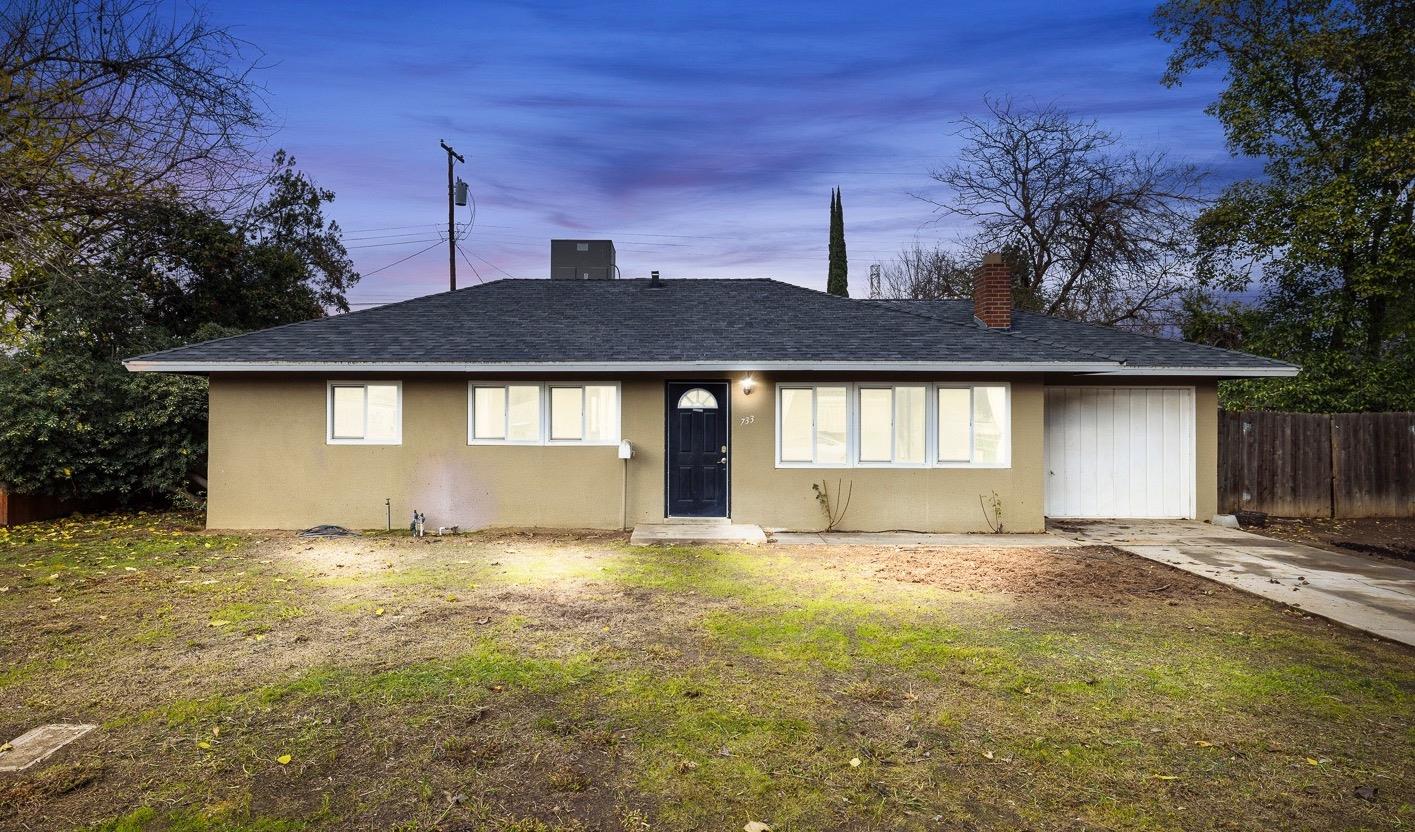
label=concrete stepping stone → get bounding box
[0,723,97,772]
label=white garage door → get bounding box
[1045,387,1195,519]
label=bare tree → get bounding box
[921,97,1206,328]
[0,0,267,257]
[878,241,973,300]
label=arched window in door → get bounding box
[677,388,719,410]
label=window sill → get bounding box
[775,461,1012,470]
[469,440,621,447]
[327,438,401,446]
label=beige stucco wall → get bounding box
[208,376,662,530]
[206,373,1217,532]
[726,373,1047,532]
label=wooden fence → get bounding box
[1219,411,1415,518]
[0,490,72,527]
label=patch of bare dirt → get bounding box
[793,543,1221,603]
[1246,517,1415,563]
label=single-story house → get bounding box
[125,246,1296,532]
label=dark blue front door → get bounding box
[666,382,729,517]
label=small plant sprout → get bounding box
[812,479,854,532]
[979,490,1004,533]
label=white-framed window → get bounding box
[468,382,620,446]
[777,384,848,465]
[936,384,1010,466]
[775,382,1010,468]
[327,381,402,445]
[471,384,541,443]
[857,384,928,466]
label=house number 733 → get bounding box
[739,415,755,426]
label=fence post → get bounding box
[1329,415,1337,519]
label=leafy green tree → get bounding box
[0,280,210,502]
[1158,0,1415,410]
[827,188,849,296]
[0,154,356,501]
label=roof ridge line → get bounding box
[858,297,1122,365]
[1011,309,1298,367]
[125,278,516,363]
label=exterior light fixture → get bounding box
[741,376,756,396]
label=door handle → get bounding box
[719,457,727,464]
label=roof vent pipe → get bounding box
[649,270,663,288]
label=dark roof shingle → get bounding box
[127,278,1294,374]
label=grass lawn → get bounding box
[0,514,1411,831]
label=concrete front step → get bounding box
[630,523,767,545]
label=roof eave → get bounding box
[125,359,1125,374]
[123,359,1298,376]
[1086,365,1301,378]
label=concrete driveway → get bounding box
[1049,519,1415,648]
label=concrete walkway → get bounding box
[1050,520,1415,647]
[771,531,1079,548]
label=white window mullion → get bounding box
[328,381,401,445]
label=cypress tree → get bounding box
[827,187,849,296]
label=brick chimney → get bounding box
[973,252,1012,329]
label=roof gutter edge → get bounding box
[124,359,1125,374]
[1086,365,1301,378]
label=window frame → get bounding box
[935,382,1011,468]
[468,383,543,445]
[326,380,403,445]
[775,383,853,468]
[467,381,621,446]
[854,383,930,468]
[774,381,1011,469]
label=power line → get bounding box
[360,240,444,278]
[346,237,443,250]
[469,249,515,279]
[454,242,484,284]
[340,221,442,234]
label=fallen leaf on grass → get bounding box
[849,757,861,768]
[375,608,385,616]
[277,754,292,765]
[212,727,220,737]
[0,742,12,755]
[197,741,211,750]
[1306,757,1321,766]
[1194,741,1213,748]
[1151,774,1178,781]
[744,822,771,832]
[209,620,230,627]
[982,750,994,760]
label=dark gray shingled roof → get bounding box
[125,278,1295,374]
[874,299,1295,370]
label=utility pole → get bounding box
[440,139,465,291]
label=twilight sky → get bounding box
[210,0,1244,306]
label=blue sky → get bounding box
[210,0,1242,305]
